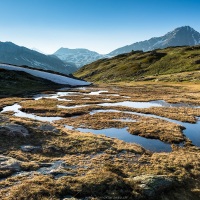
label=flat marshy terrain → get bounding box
[0,82,200,199]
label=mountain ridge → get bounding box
[0,41,77,74]
[53,26,200,68]
[108,26,200,56]
[1,26,200,74]
[53,47,108,68]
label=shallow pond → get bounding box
[33,91,82,100]
[99,100,200,109]
[65,125,172,152]
[1,104,62,122]
[2,89,200,152]
[89,109,200,147]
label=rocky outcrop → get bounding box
[37,161,76,178]
[0,156,21,172]
[0,124,29,137]
[129,175,176,198]
[37,124,59,133]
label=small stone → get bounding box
[20,145,42,153]
[62,197,79,200]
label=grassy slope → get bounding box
[0,69,63,97]
[74,46,200,83]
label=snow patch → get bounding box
[0,64,90,86]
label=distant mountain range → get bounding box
[0,42,77,74]
[0,26,200,73]
[108,26,200,56]
[53,48,109,68]
[54,26,200,68]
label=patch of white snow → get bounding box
[0,64,90,86]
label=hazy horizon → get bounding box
[1,0,200,54]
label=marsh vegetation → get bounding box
[0,82,200,199]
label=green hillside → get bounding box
[74,46,200,83]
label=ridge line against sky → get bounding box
[0,0,200,54]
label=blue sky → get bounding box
[0,0,200,54]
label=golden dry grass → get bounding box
[0,83,200,199]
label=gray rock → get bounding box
[0,124,29,137]
[37,124,59,133]
[62,197,79,200]
[20,145,42,153]
[62,197,92,200]
[37,161,76,178]
[130,175,176,197]
[0,155,21,171]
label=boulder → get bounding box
[0,156,21,171]
[130,175,176,198]
[37,123,59,133]
[0,124,29,137]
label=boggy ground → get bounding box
[0,82,200,199]
[0,115,200,200]
[17,83,200,143]
[59,112,185,144]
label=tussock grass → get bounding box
[0,84,200,199]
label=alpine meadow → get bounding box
[0,1,200,200]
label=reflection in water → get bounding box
[99,100,200,109]
[99,101,163,108]
[89,109,200,147]
[150,100,200,108]
[65,125,171,152]
[2,89,200,151]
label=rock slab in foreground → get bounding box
[0,156,21,171]
[0,124,29,137]
[130,175,176,198]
